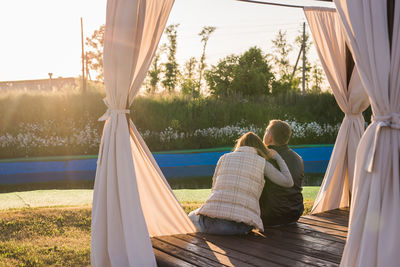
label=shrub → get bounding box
[0,89,361,159]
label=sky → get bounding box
[0,0,334,81]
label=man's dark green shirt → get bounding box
[260,144,305,226]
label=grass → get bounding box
[0,187,319,211]
[0,207,91,266]
[0,190,93,210]
[0,187,319,266]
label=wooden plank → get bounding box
[312,213,349,226]
[152,238,223,267]
[174,234,281,267]
[325,209,350,218]
[314,208,349,215]
[261,227,344,255]
[298,217,349,232]
[193,233,338,267]
[156,235,254,267]
[262,226,345,249]
[243,234,342,264]
[154,248,196,267]
[304,214,348,227]
[294,222,348,238]
[277,224,346,243]
[322,212,349,221]
[313,210,349,224]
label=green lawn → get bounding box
[0,190,93,210]
[0,187,320,266]
[0,187,320,210]
[174,186,319,202]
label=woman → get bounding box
[189,132,293,234]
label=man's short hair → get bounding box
[268,120,292,146]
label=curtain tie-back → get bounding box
[345,114,362,119]
[365,112,400,172]
[98,98,130,121]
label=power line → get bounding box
[176,26,304,39]
[236,0,334,9]
[216,21,305,29]
[237,0,306,9]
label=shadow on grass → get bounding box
[0,173,323,193]
[0,177,214,193]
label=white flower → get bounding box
[0,118,340,156]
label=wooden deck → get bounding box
[151,208,349,266]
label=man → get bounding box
[260,119,304,227]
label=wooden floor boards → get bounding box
[152,208,349,266]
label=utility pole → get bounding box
[302,22,306,94]
[291,44,303,81]
[81,17,86,93]
[48,73,53,91]
[85,52,91,81]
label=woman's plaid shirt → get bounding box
[197,146,266,231]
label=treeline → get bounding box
[0,89,343,134]
[85,24,326,98]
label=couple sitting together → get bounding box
[189,119,304,234]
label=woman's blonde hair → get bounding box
[234,132,270,160]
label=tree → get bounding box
[231,47,274,96]
[205,47,274,97]
[146,44,166,94]
[162,24,180,93]
[85,25,105,82]
[205,55,238,97]
[198,26,216,92]
[270,30,296,95]
[181,57,200,97]
[271,30,293,82]
[310,63,324,93]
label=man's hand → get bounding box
[267,149,277,159]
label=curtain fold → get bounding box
[129,121,197,237]
[334,1,400,266]
[304,7,369,214]
[91,1,195,266]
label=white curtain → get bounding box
[334,1,400,266]
[91,1,196,266]
[304,7,369,214]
